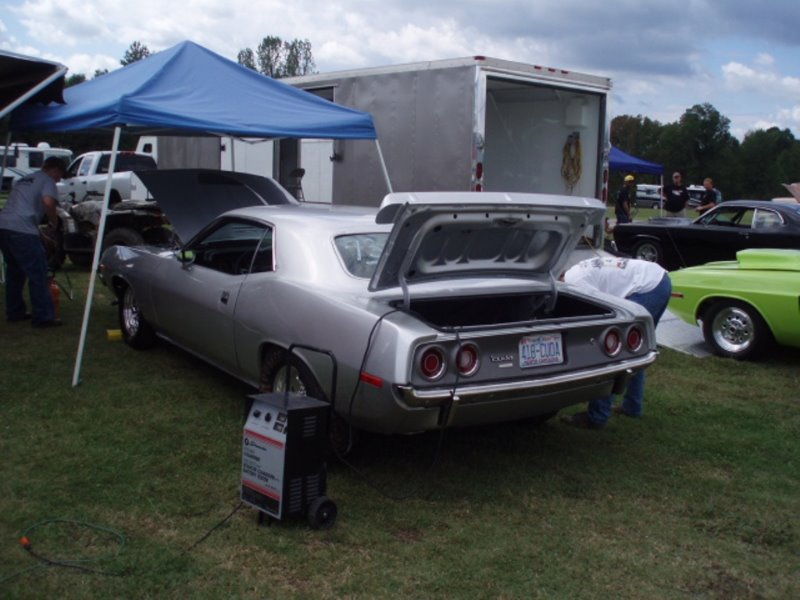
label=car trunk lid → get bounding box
[369,192,605,293]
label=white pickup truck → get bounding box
[57,151,157,205]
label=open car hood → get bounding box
[136,169,297,243]
[369,192,605,292]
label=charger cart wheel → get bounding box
[632,239,662,264]
[119,285,156,349]
[702,300,771,360]
[307,496,337,530]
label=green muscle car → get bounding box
[669,248,800,359]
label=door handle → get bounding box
[220,291,230,304]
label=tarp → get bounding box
[609,146,663,175]
[11,41,377,140]
[0,49,66,120]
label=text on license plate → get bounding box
[519,333,564,368]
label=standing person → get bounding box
[0,156,66,327]
[560,256,671,429]
[695,177,718,214]
[615,175,635,224]
[662,171,690,217]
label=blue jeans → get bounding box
[0,229,55,324]
[587,273,672,424]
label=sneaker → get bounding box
[32,319,63,328]
[560,411,606,430]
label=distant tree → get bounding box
[238,36,316,78]
[121,41,151,66]
[93,68,109,78]
[237,48,256,70]
[65,73,87,87]
[739,127,798,199]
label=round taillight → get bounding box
[603,328,622,356]
[626,326,643,352]
[475,162,484,180]
[456,344,479,377]
[419,347,446,381]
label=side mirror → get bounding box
[177,249,196,267]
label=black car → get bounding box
[612,200,800,270]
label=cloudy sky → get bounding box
[2,0,798,139]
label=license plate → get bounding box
[519,333,563,368]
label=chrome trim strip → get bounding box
[397,351,658,406]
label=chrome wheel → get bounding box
[122,287,141,337]
[273,366,310,395]
[711,306,754,354]
[633,241,660,263]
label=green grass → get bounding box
[1,266,799,599]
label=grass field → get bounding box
[1,263,799,599]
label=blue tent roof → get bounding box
[609,146,662,175]
[10,41,376,140]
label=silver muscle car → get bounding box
[100,171,657,438]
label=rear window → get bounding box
[96,153,157,174]
[334,233,388,278]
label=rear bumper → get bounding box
[385,351,657,430]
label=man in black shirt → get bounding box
[696,177,718,215]
[615,174,635,224]
[662,171,690,216]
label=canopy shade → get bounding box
[10,41,377,140]
[609,146,663,175]
[0,49,66,120]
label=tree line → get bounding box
[612,104,800,201]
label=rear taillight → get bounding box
[456,344,479,377]
[626,326,644,352]
[419,347,446,381]
[602,328,622,356]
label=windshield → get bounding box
[335,233,389,278]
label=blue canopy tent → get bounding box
[10,40,384,386]
[608,146,662,175]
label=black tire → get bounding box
[525,410,558,426]
[68,252,92,267]
[307,496,337,530]
[259,351,355,455]
[118,284,156,350]
[702,300,771,360]
[103,227,145,252]
[631,239,663,264]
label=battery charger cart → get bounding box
[240,346,338,530]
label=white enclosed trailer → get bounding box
[284,56,612,206]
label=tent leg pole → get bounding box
[374,139,393,194]
[0,132,9,285]
[72,126,122,387]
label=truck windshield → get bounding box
[97,154,157,174]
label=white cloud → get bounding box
[755,52,774,66]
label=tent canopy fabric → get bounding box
[10,41,376,140]
[609,146,663,175]
[0,50,66,120]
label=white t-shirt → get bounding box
[563,257,667,299]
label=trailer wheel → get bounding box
[307,496,337,530]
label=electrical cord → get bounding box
[0,519,127,584]
[182,501,244,554]
[332,308,458,501]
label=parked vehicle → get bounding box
[99,176,657,442]
[0,142,73,190]
[669,249,800,359]
[635,184,662,209]
[58,151,156,205]
[612,200,800,270]
[284,57,613,205]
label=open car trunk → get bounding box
[400,291,614,330]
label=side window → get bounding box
[737,209,755,227]
[189,220,271,275]
[752,209,784,229]
[66,158,82,178]
[249,230,274,274]
[27,151,44,168]
[77,157,93,177]
[706,207,743,226]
